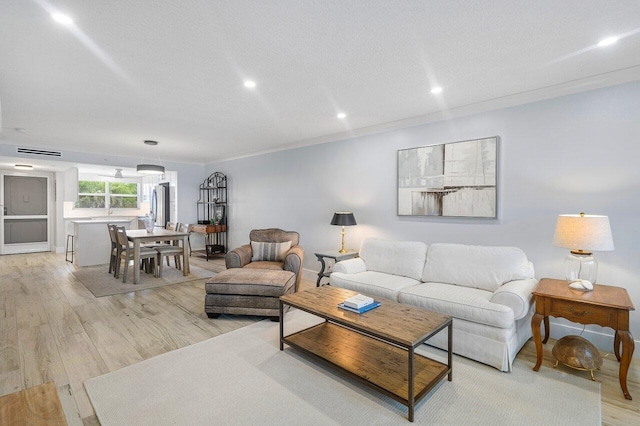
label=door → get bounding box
[0,172,52,254]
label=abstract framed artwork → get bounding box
[398,136,497,218]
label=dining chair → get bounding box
[154,223,184,277]
[177,222,192,256]
[107,223,118,275]
[114,226,158,283]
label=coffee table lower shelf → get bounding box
[282,321,450,420]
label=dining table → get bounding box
[126,228,190,284]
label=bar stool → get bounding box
[65,222,75,263]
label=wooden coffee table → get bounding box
[279,286,452,422]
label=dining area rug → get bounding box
[73,263,220,297]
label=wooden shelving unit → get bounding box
[193,172,227,260]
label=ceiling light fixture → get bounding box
[337,112,347,119]
[51,13,73,25]
[14,164,34,170]
[244,80,256,88]
[598,37,618,47]
[14,127,27,133]
[136,140,165,175]
[430,87,443,94]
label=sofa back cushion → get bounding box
[422,243,531,292]
[359,238,428,281]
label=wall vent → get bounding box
[16,147,63,157]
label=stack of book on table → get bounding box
[338,294,381,314]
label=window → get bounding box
[76,180,139,209]
[77,181,106,208]
[109,182,138,208]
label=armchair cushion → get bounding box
[250,241,292,262]
[250,228,299,246]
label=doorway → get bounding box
[0,172,52,254]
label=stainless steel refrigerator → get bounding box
[151,183,170,228]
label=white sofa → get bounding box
[330,238,537,372]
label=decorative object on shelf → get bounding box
[552,212,614,284]
[213,205,224,225]
[398,136,497,218]
[196,172,227,258]
[137,140,165,175]
[330,212,356,253]
[552,335,603,381]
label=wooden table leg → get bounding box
[614,332,622,361]
[182,235,190,275]
[617,330,634,400]
[532,312,544,371]
[133,240,141,284]
[542,316,550,344]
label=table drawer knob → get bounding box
[568,307,591,317]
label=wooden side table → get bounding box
[531,278,635,400]
[314,250,359,287]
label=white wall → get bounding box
[207,81,640,354]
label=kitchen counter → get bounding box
[72,219,131,267]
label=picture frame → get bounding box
[397,136,497,218]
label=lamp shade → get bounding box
[331,212,357,226]
[137,140,165,175]
[136,164,165,174]
[552,213,614,253]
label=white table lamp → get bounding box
[552,212,614,284]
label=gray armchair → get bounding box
[225,228,304,291]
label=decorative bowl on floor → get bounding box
[552,335,603,380]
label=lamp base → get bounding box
[564,252,598,284]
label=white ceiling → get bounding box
[1,1,639,164]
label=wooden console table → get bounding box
[189,224,227,260]
[531,278,635,400]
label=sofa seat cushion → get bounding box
[422,243,531,292]
[399,283,514,329]
[359,238,428,281]
[330,271,420,301]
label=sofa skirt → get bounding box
[425,307,534,372]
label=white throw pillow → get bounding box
[359,237,428,281]
[251,241,292,262]
[422,243,530,292]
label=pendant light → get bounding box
[137,140,165,175]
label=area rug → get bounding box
[85,310,601,425]
[73,264,217,297]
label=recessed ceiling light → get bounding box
[14,127,26,133]
[597,36,618,47]
[14,164,33,170]
[51,13,73,25]
[430,87,443,94]
[337,112,347,119]
[244,80,256,88]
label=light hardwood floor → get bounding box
[0,252,638,425]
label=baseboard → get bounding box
[547,321,639,359]
[301,268,318,284]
